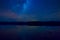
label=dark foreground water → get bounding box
[0,25,60,40]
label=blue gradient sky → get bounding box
[0,0,60,21]
[25,0,60,21]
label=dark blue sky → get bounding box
[20,0,60,21]
[26,0,60,21]
[0,0,60,21]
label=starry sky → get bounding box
[0,0,60,21]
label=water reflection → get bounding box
[0,25,60,40]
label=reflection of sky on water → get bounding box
[0,25,60,33]
[0,25,60,40]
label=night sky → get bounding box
[0,0,60,40]
[0,0,60,21]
